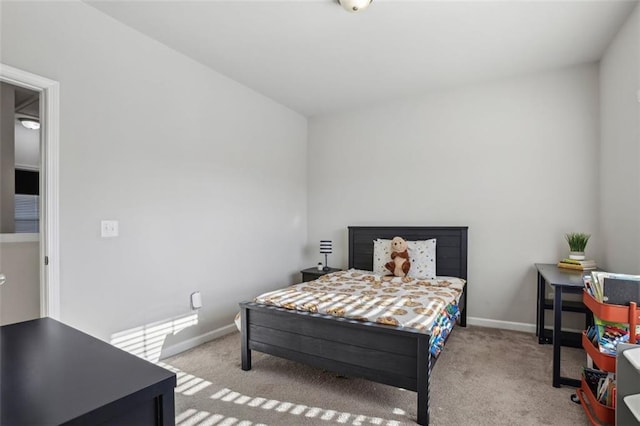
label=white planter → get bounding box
[569,251,585,260]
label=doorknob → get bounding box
[0,273,6,286]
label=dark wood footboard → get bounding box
[240,302,433,425]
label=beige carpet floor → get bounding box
[163,326,588,425]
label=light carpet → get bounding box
[163,326,587,425]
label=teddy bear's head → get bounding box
[390,236,408,253]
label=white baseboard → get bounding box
[160,323,237,360]
[467,316,536,333]
[467,317,584,334]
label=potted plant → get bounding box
[565,232,591,260]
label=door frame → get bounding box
[1,64,60,320]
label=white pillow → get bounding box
[372,238,437,279]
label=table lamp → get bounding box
[320,240,332,271]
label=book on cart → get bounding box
[587,271,640,303]
[557,258,597,270]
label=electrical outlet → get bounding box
[101,220,119,238]
[191,291,202,309]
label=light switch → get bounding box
[101,220,119,238]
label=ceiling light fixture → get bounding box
[338,0,372,13]
[18,117,40,130]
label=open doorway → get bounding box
[0,82,41,325]
[0,64,60,325]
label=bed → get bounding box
[239,226,468,425]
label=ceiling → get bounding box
[6,83,40,118]
[86,0,638,117]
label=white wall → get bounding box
[599,5,640,274]
[1,1,308,346]
[308,64,601,326]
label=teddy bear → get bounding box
[385,236,411,277]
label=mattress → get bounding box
[254,269,466,356]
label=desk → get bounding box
[1,317,177,425]
[535,263,590,388]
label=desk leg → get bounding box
[537,272,547,343]
[159,390,175,426]
[552,285,562,388]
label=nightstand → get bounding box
[300,267,341,282]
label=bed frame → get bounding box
[240,226,468,425]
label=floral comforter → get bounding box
[254,269,466,356]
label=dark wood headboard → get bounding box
[348,226,468,279]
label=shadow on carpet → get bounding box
[162,326,588,425]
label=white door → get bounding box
[0,82,42,325]
[0,64,60,325]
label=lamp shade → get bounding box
[320,240,332,254]
[338,0,372,13]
